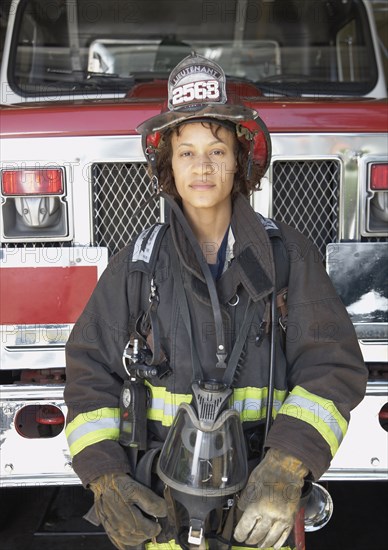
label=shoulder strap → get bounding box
[127,222,169,337]
[256,213,289,292]
[257,214,289,334]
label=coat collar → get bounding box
[169,193,275,303]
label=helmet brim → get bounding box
[136,103,258,135]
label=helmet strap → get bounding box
[145,146,160,192]
[246,141,254,181]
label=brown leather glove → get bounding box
[234,448,308,549]
[89,473,167,550]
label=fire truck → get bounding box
[0,0,387,534]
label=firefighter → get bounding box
[64,53,367,550]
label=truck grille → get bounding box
[92,159,340,258]
[272,159,340,258]
[92,163,160,256]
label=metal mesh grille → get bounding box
[272,159,340,258]
[92,163,160,256]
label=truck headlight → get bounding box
[1,168,68,239]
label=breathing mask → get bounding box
[157,381,248,546]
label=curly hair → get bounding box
[153,121,263,199]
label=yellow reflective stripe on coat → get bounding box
[65,407,120,457]
[232,386,287,422]
[146,383,288,427]
[145,542,182,550]
[145,541,294,550]
[278,385,348,456]
[146,383,193,426]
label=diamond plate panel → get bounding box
[92,163,160,256]
[272,160,340,258]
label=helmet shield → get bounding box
[136,52,258,136]
[157,402,248,496]
[136,52,272,177]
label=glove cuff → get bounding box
[89,472,125,498]
[267,448,309,483]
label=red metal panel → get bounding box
[1,98,387,138]
[0,266,97,325]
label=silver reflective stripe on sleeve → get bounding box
[278,385,348,456]
[65,407,120,457]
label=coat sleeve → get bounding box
[64,246,139,487]
[265,225,368,480]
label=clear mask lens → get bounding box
[157,402,247,495]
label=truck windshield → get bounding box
[10,0,378,98]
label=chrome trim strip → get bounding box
[0,384,65,399]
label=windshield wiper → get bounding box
[224,74,301,98]
[253,82,302,97]
[43,68,136,91]
[255,74,335,96]
[84,72,136,88]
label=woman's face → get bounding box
[171,122,237,214]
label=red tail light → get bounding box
[15,404,65,438]
[36,405,65,426]
[370,163,388,190]
[1,169,63,195]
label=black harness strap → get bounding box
[170,241,202,382]
[161,192,228,369]
[171,236,259,387]
[166,196,262,389]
